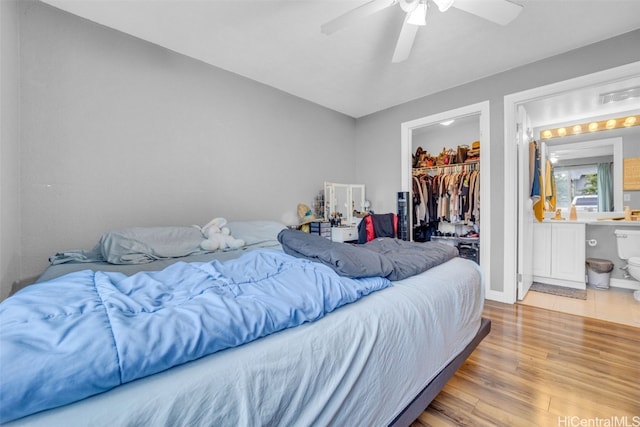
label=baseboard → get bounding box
[609,277,640,291]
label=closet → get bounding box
[411,115,481,263]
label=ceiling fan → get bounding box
[321,0,524,63]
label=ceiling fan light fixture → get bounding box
[407,0,428,26]
[433,0,455,12]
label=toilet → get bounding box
[614,229,640,301]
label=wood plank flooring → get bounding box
[411,300,640,427]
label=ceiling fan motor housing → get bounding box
[399,0,420,13]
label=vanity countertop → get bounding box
[541,211,640,225]
[588,220,640,226]
[541,219,640,226]
[542,219,640,225]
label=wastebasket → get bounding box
[585,258,614,289]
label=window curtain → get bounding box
[597,162,613,212]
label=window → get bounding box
[553,163,606,212]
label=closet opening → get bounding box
[400,101,493,299]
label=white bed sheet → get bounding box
[7,256,484,427]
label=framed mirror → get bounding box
[324,182,365,227]
[542,137,624,214]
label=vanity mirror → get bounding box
[542,136,624,213]
[324,182,366,227]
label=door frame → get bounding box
[503,61,640,304]
[400,101,495,300]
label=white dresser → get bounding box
[331,226,358,243]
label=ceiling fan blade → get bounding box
[392,16,419,63]
[321,0,397,35]
[452,0,523,25]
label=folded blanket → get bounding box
[278,229,459,281]
[0,250,390,423]
[278,229,395,278]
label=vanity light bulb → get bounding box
[557,127,567,137]
[542,130,553,139]
[572,125,582,134]
[588,122,599,132]
[605,119,617,129]
[624,116,637,127]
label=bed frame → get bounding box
[390,317,491,426]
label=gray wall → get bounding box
[354,29,640,293]
[10,1,357,289]
[0,0,22,301]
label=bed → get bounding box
[0,220,489,426]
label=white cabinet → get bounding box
[532,222,586,289]
[331,227,358,243]
[532,223,552,278]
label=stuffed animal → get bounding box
[198,217,245,251]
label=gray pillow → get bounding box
[100,226,205,264]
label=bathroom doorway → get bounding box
[503,61,640,326]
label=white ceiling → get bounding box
[40,0,640,118]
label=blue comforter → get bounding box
[0,250,391,423]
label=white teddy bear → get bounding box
[198,217,245,251]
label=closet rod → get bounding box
[412,160,479,176]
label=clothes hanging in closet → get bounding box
[412,165,480,227]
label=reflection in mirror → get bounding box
[542,137,624,214]
[351,185,365,216]
[334,184,349,221]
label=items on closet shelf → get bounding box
[465,140,480,162]
[413,146,435,168]
[413,142,480,169]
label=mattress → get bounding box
[5,255,484,426]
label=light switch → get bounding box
[624,193,631,202]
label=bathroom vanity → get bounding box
[532,221,586,289]
[533,215,640,290]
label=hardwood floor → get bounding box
[411,300,640,427]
